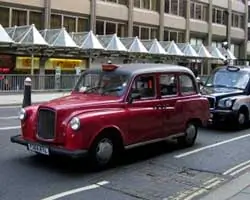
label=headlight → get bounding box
[224,99,233,107]
[19,108,26,120]
[70,117,80,130]
[218,99,234,108]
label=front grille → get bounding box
[37,108,56,140]
[207,97,215,109]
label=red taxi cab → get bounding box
[11,63,209,168]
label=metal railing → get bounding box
[0,74,80,93]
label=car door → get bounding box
[159,73,180,136]
[125,74,164,145]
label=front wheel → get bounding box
[177,122,198,147]
[234,110,248,130]
[88,135,117,170]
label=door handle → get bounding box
[154,104,167,109]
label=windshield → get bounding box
[74,70,130,96]
[205,69,250,90]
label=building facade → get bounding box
[0,0,247,60]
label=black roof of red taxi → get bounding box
[90,63,194,76]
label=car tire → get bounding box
[88,134,118,170]
[234,109,248,130]
[177,121,198,148]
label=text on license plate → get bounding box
[27,143,49,155]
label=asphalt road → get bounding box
[1,106,250,200]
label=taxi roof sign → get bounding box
[102,64,119,71]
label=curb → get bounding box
[0,101,46,107]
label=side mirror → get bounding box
[128,93,141,104]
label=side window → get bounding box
[179,74,196,94]
[160,74,177,96]
[130,75,156,99]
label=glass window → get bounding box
[118,23,128,37]
[75,71,130,97]
[133,26,139,37]
[179,74,196,94]
[134,0,140,8]
[160,74,177,96]
[212,8,216,23]
[141,27,150,39]
[141,0,150,9]
[130,75,156,99]
[12,9,27,26]
[151,28,158,39]
[171,0,178,15]
[170,31,177,41]
[29,12,43,30]
[165,0,170,13]
[179,0,185,17]
[177,32,184,43]
[51,14,61,29]
[64,16,76,32]
[118,0,127,5]
[164,30,169,41]
[96,20,104,35]
[196,4,202,20]
[190,2,195,19]
[216,10,222,24]
[78,18,88,32]
[106,22,116,34]
[151,0,159,11]
[0,7,9,27]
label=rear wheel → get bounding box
[177,121,198,147]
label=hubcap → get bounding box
[186,124,196,142]
[238,113,245,125]
[96,138,113,164]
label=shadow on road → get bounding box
[16,140,181,176]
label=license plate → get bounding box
[27,143,49,155]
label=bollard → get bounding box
[22,77,32,108]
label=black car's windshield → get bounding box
[205,69,250,90]
[74,70,130,96]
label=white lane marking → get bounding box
[0,126,20,130]
[174,134,250,158]
[223,159,250,175]
[230,164,250,176]
[0,116,18,120]
[41,181,109,200]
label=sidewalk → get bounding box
[0,92,70,106]
[201,171,250,200]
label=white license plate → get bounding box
[27,143,49,155]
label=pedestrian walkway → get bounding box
[201,171,250,200]
[0,92,70,106]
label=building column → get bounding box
[159,0,165,41]
[128,0,134,37]
[185,0,190,42]
[240,1,248,60]
[44,0,51,29]
[207,0,213,46]
[226,0,232,49]
[90,0,97,33]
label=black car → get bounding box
[200,65,250,128]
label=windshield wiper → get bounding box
[205,84,228,88]
[83,86,102,93]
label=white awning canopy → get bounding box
[6,24,48,46]
[98,34,127,51]
[40,28,78,48]
[0,24,14,44]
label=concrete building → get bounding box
[0,0,247,60]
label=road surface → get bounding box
[1,105,250,200]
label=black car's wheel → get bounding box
[88,133,121,170]
[177,121,198,147]
[234,109,248,129]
